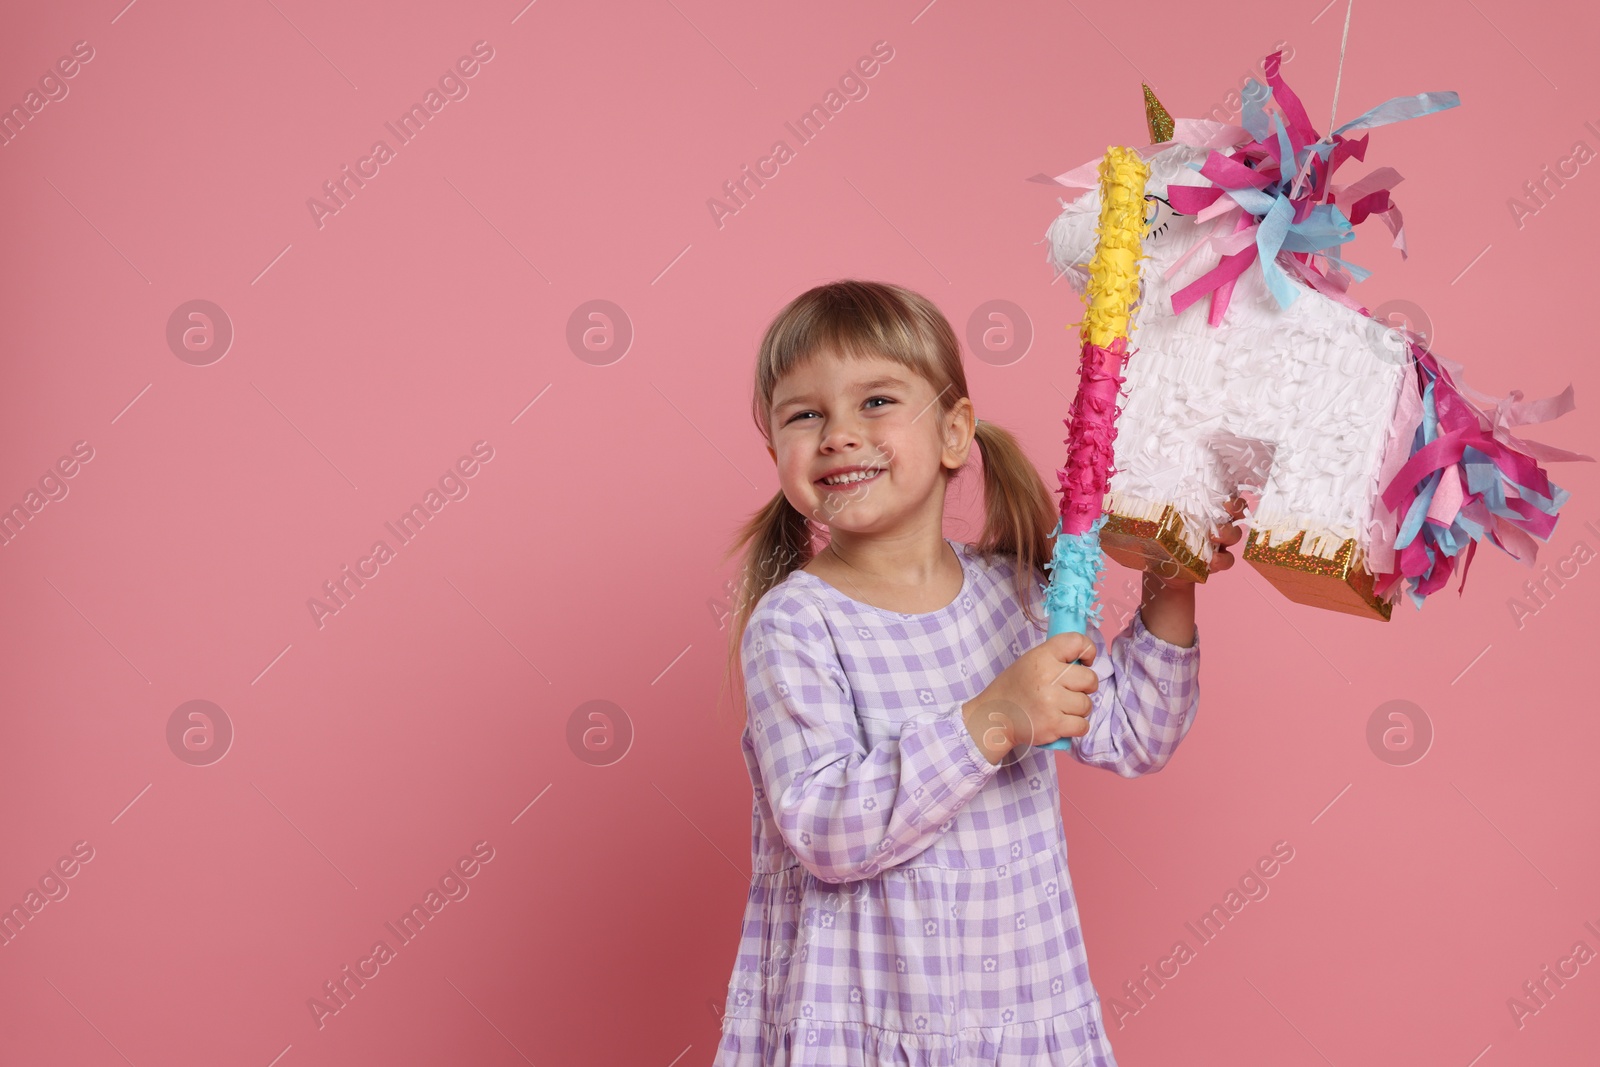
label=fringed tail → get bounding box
[1373,339,1593,609]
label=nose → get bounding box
[819,416,864,454]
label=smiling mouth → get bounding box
[817,469,884,490]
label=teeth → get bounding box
[823,468,881,485]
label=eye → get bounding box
[784,396,894,424]
[1142,194,1183,240]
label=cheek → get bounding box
[884,434,935,471]
[778,454,813,489]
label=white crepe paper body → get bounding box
[1044,141,1418,578]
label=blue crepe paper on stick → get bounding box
[1036,513,1109,751]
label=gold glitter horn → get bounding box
[1143,84,1173,144]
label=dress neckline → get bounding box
[790,538,973,621]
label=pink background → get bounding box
[1,0,1596,1064]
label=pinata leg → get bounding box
[1101,505,1211,582]
[1238,449,1393,620]
[1243,529,1393,620]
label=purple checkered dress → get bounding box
[713,539,1201,1066]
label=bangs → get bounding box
[753,281,954,437]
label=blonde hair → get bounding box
[716,279,1059,730]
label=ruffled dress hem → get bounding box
[714,997,1118,1067]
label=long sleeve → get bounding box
[742,598,1001,884]
[1068,607,1200,777]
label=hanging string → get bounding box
[1329,0,1354,132]
[1290,0,1355,199]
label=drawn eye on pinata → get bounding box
[1142,194,1185,240]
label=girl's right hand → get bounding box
[961,632,1098,764]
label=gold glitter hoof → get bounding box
[1242,529,1393,621]
[1101,505,1210,582]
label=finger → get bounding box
[1051,662,1099,696]
[1058,691,1095,728]
[1214,523,1244,547]
[1043,630,1096,667]
[1054,718,1089,743]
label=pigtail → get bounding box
[716,489,816,733]
[969,418,1058,633]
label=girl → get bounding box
[713,279,1244,1066]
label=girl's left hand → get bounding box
[1204,493,1248,575]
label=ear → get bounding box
[942,397,976,471]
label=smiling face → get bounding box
[766,349,974,541]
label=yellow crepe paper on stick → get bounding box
[1038,145,1150,752]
